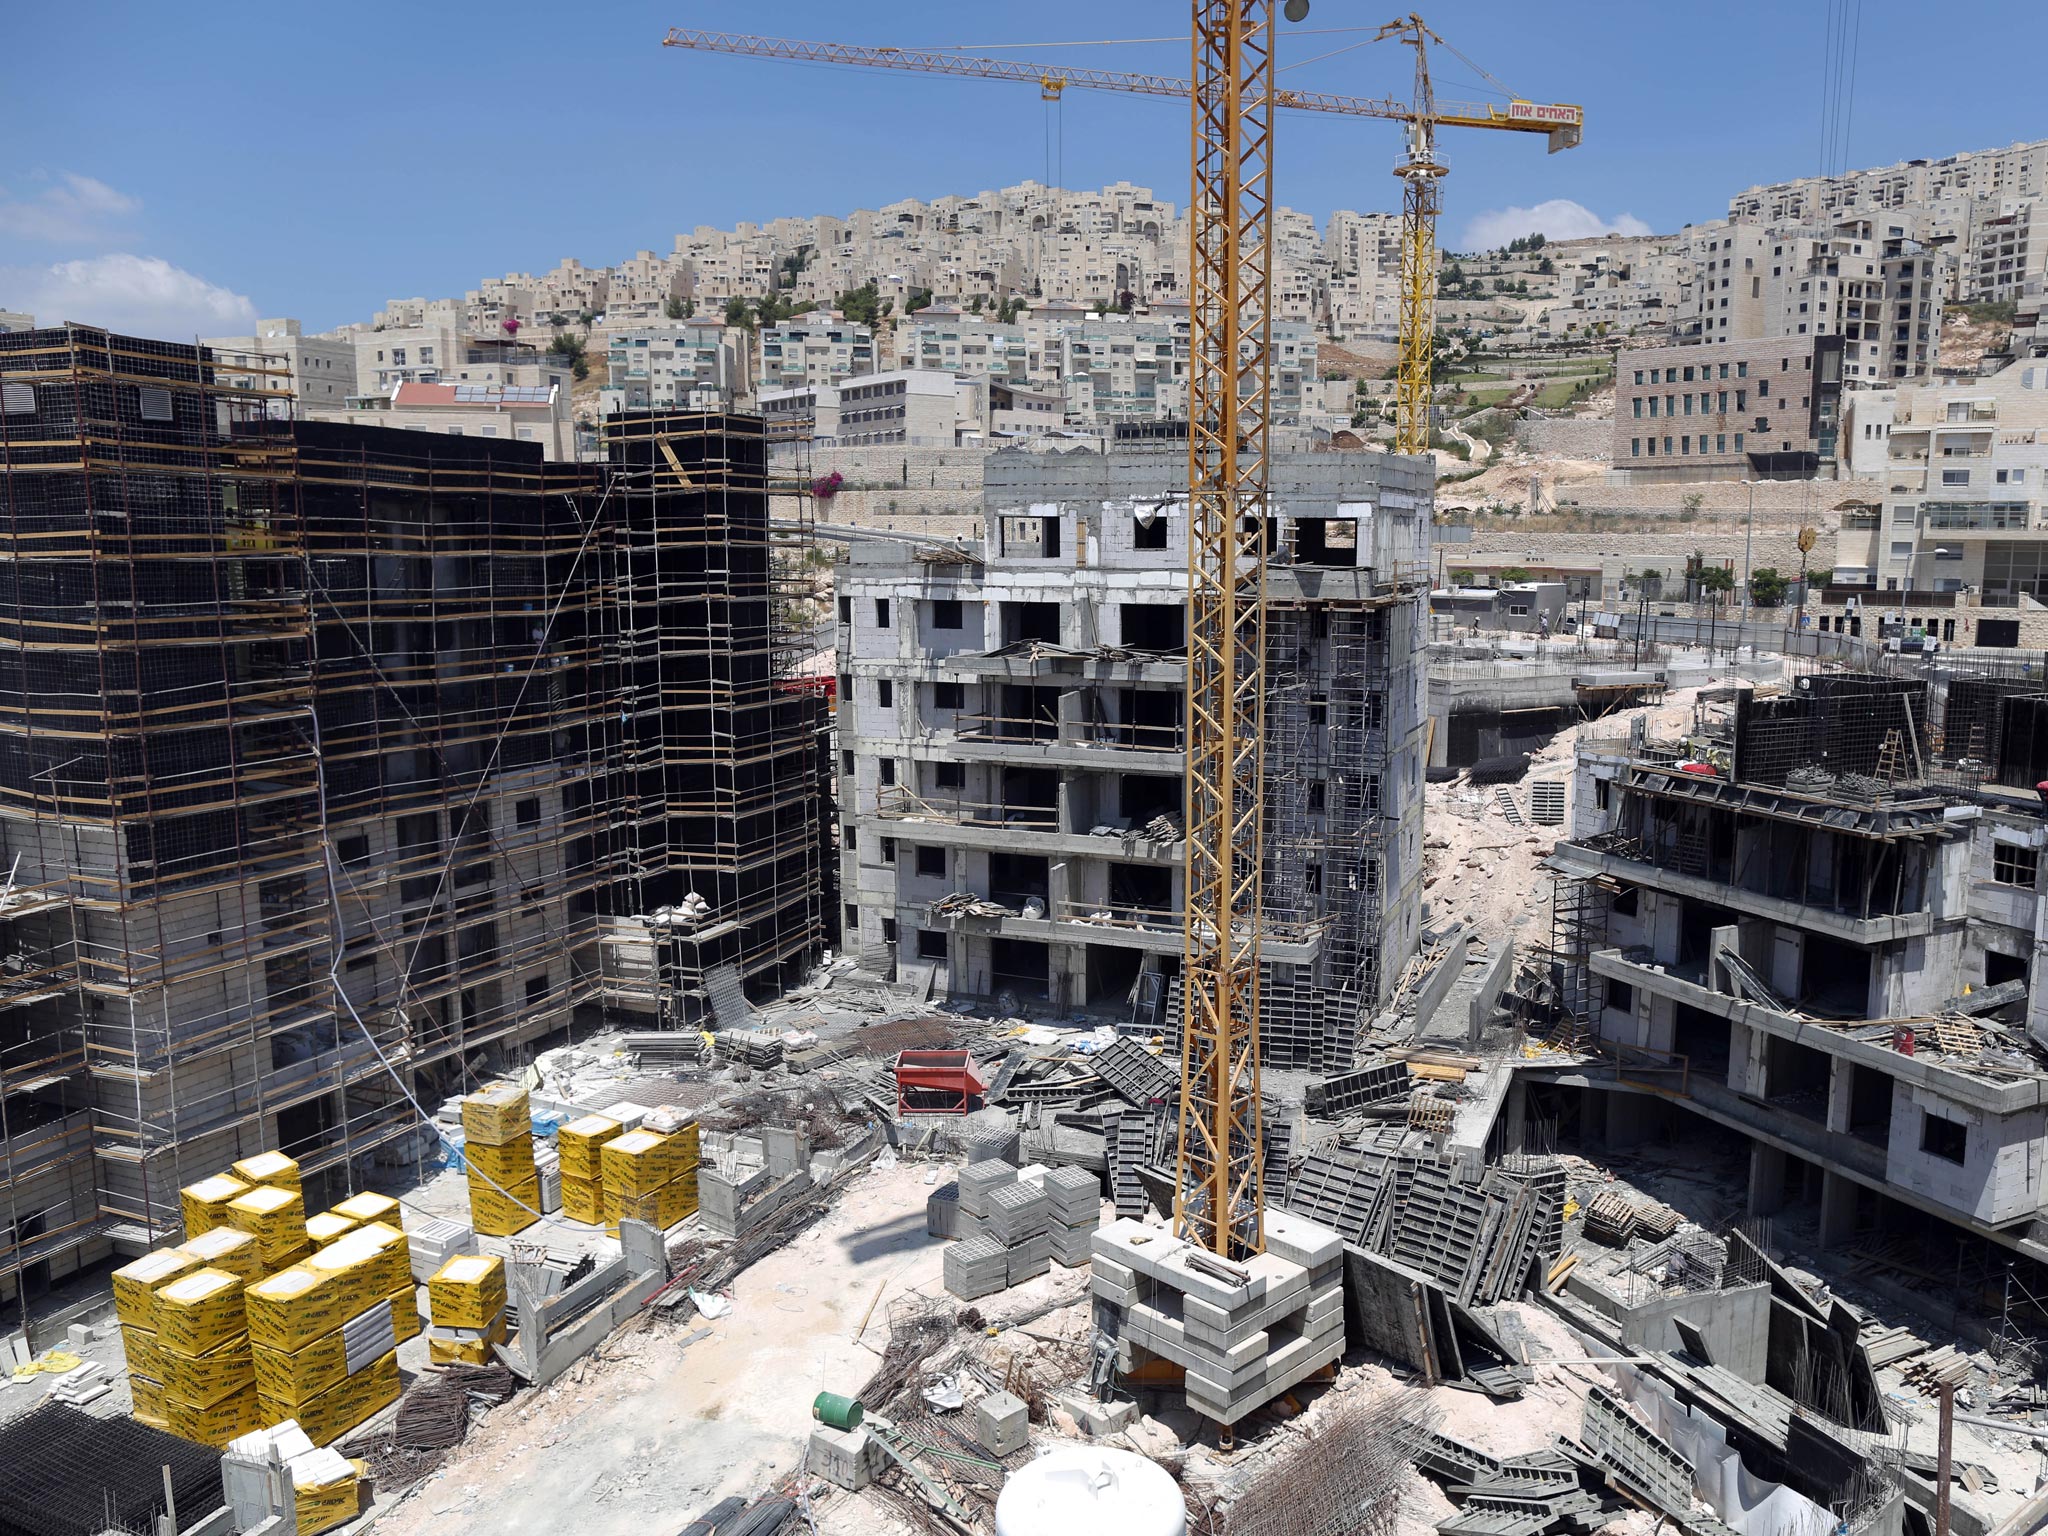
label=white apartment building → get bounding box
[760,368,975,448]
[202,318,357,414]
[602,320,746,412]
[758,315,875,390]
[1970,201,2048,306]
[308,381,578,461]
[0,311,34,334]
[895,306,1031,385]
[1680,217,1942,380]
[352,323,570,398]
[1837,353,2048,604]
[1731,139,2048,224]
[603,250,691,326]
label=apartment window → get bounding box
[1919,1111,1967,1166]
[931,680,965,711]
[1633,398,1643,418]
[1942,469,1970,487]
[878,759,895,786]
[1718,391,1728,412]
[336,834,369,863]
[1663,437,1673,455]
[1754,417,1769,432]
[881,916,897,943]
[915,845,946,879]
[880,837,897,864]
[1758,379,1770,400]
[876,679,894,707]
[1133,513,1170,549]
[841,750,855,775]
[1737,362,1748,377]
[1646,438,1657,456]
[935,760,964,790]
[1683,395,1693,416]
[838,596,852,624]
[1734,433,1744,449]
[1647,397,1659,418]
[1716,434,1727,453]
[516,797,540,827]
[1630,438,1641,458]
[1681,436,1691,454]
[1633,369,1645,385]
[1889,541,1914,559]
[875,598,891,626]
[1682,366,1695,382]
[931,598,964,630]
[1735,389,1747,411]
[1718,364,1730,379]
[844,902,859,934]
[526,975,549,1008]
[1994,842,2038,888]
[1594,779,1611,811]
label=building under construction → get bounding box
[0,326,826,1314]
[837,442,1431,1072]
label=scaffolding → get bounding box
[0,333,831,1282]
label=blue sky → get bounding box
[5,1,2045,337]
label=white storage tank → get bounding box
[994,1445,1185,1536]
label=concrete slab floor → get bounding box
[363,1160,1091,1536]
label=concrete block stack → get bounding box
[224,1420,366,1536]
[986,1183,1053,1285]
[462,1084,540,1238]
[926,1182,959,1238]
[600,1126,698,1233]
[942,1235,1010,1301]
[956,1160,1017,1239]
[1034,1167,1102,1266]
[427,1253,509,1366]
[555,1112,619,1226]
[181,1174,251,1238]
[1090,1209,1347,1428]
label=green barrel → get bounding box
[812,1391,864,1431]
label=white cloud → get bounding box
[1459,199,1654,253]
[0,173,141,244]
[0,254,257,338]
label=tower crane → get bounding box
[666,14,1576,1261]
[661,25,1581,455]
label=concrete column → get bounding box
[1500,1077,1528,1155]
[1825,1056,1854,1135]
[1818,1168,1858,1249]
[1747,1142,1789,1217]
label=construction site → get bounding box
[4,8,2048,1536]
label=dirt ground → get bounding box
[366,1160,1091,1536]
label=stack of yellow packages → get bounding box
[181,1174,249,1238]
[232,1150,302,1193]
[599,1128,685,1233]
[426,1253,508,1365]
[462,1084,539,1238]
[154,1267,258,1447]
[245,1228,410,1447]
[330,1191,401,1228]
[554,1113,619,1226]
[227,1184,311,1274]
[112,1247,202,1431]
[290,1446,368,1536]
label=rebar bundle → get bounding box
[1222,1388,1440,1536]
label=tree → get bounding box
[968,294,985,313]
[546,333,587,381]
[1697,564,1735,603]
[905,286,934,315]
[1536,256,1555,275]
[1496,567,1534,585]
[723,296,753,330]
[664,296,692,320]
[1748,567,1789,608]
[837,281,886,328]
[1678,489,1705,521]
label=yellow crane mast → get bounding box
[1178,0,1274,1260]
[661,25,1580,458]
